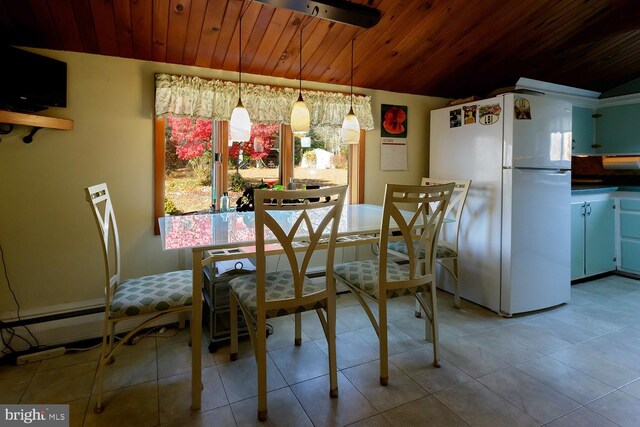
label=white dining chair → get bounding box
[334,183,453,386]
[389,178,471,309]
[85,183,193,413]
[228,185,347,421]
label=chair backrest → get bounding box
[421,178,471,252]
[379,183,454,292]
[253,185,348,311]
[85,183,121,306]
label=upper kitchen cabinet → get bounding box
[594,103,640,154]
[572,106,595,154]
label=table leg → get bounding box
[191,249,202,410]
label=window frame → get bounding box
[154,119,364,235]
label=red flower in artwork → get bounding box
[383,106,406,135]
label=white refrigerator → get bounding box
[430,93,572,316]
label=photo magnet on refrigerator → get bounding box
[479,104,501,125]
[450,108,462,128]
[463,105,477,124]
[514,97,532,120]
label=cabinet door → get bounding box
[572,106,594,154]
[571,202,586,280]
[585,199,616,275]
[619,199,640,273]
[595,104,640,154]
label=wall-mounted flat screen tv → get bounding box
[0,46,67,113]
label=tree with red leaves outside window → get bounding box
[228,124,279,172]
[166,116,213,184]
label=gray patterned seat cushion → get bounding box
[334,260,424,299]
[229,271,326,320]
[388,241,457,259]
[110,270,192,319]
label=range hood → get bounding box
[603,156,640,170]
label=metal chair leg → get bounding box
[256,316,268,421]
[230,292,239,361]
[294,312,302,346]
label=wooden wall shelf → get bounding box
[0,110,74,143]
[0,110,74,130]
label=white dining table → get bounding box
[158,203,390,410]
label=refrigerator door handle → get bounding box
[510,168,570,175]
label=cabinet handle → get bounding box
[586,204,592,215]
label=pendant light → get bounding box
[341,38,360,144]
[230,8,251,143]
[290,22,311,137]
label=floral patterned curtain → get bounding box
[154,73,375,130]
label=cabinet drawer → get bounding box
[214,283,231,309]
[621,241,640,273]
[620,199,640,211]
[202,306,248,339]
[620,213,640,238]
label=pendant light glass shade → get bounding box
[341,38,360,144]
[341,106,360,144]
[229,8,251,143]
[230,99,251,142]
[291,93,310,137]
[291,22,310,137]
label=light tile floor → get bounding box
[2,274,640,426]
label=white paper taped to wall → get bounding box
[602,156,640,170]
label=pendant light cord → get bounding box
[350,38,354,109]
[239,11,242,101]
[238,2,252,102]
[299,9,318,95]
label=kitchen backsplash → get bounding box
[572,156,640,185]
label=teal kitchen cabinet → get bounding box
[595,104,640,154]
[572,106,595,154]
[619,198,640,274]
[571,199,616,280]
[571,202,585,280]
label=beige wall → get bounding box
[0,49,447,315]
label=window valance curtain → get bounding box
[155,73,375,131]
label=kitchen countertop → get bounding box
[571,185,640,194]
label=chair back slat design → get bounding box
[254,186,348,309]
[421,178,471,252]
[379,183,454,292]
[85,183,121,305]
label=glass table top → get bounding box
[158,204,388,250]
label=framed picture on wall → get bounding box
[380,104,408,170]
[381,104,408,138]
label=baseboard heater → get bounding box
[1,306,105,329]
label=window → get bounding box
[162,116,214,214]
[154,119,364,233]
[154,73,371,233]
[294,126,349,189]
[225,123,282,207]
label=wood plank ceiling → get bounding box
[1,0,640,99]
